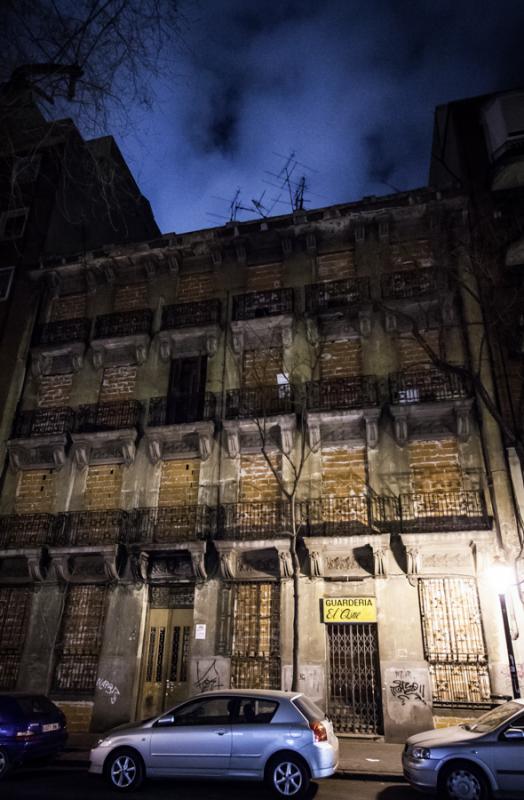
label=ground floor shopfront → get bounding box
[1,529,523,742]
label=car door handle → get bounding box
[216,729,227,736]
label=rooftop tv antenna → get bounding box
[263,151,320,213]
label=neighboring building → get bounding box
[0,177,523,742]
[0,78,159,466]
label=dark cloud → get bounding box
[118,0,524,233]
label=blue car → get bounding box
[0,694,68,779]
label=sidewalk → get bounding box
[58,733,404,779]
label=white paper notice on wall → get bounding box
[195,624,206,640]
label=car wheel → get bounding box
[104,748,144,792]
[0,749,10,781]
[440,761,489,800]
[267,754,310,798]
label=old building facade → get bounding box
[1,89,524,743]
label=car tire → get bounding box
[439,761,489,800]
[0,748,10,781]
[104,748,144,792]
[266,753,310,798]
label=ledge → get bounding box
[90,333,150,368]
[70,429,137,468]
[7,434,68,471]
[144,420,215,463]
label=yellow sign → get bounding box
[321,597,377,623]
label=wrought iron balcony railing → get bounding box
[57,510,127,546]
[73,400,142,433]
[232,288,294,321]
[305,277,371,314]
[0,513,56,548]
[148,394,216,426]
[398,491,490,532]
[216,502,292,540]
[11,407,75,438]
[305,496,372,535]
[161,299,221,330]
[306,376,379,411]
[389,369,469,404]
[92,309,153,339]
[32,318,91,347]
[134,506,213,542]
[381,267,448,300]
[225,385,294,419]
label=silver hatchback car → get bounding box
[89,689,339,796]
[402,698,524,799]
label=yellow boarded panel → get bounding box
[321,597,376,623]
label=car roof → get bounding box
[191,689,301,701]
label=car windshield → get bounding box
[467,701,523,733]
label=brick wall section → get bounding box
[98,366,137,403]
[317,251,355,280]
[321,447,367,495]
[408,438,462,493]
[398,330,441,370]
[55,702,93,733]
[320,339,362,379]
[176,272,214,302]
[37,374,73,407]
[158,460,201,506]
[389,239,432,270]
[15,470,55,513]
[85,465,123,509]
[240,454,281,501]
[246,263,282,290]
[242,347,282,386]
[50,294,87,321]
[114,283,149,312]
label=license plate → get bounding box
[42,723,60,732]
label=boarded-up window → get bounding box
[318,251,355,281]
[240,454,281,502]
[321,447,367,496]
[398,330,441,370]
[389,239,433,270]
[0,587,32,689]
[176,272,214,302]
[53,585,107,693]
[37,375,74,408]
[114,283,149,312]
[15,470,55,514]
[246,263,282,290]
[85,465,123,510]
[98,366,137,402]
[242,347,282,387]
[419,578,491,706]
[51,294,87,321]
[408,439,462,493]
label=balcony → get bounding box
[48,509,128,582]
[305,278,372,340]
[135,506,213,543]
[144,395,216,463]
[305,377,381,451]
[159,299,221,359]
[230,289,294,352]
[398,491,490,533]
[305,496,372,535]
[0,513,55,549]
[7,407,74,470]
[388,369,473,445]
[31,318,91,377]
[58,509,127,546]
[223,386,296,457]
[91,309,153,367]
[380,267,453,332]
[70,400,141,468]
[216,502,291,540]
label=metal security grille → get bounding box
[223,583,281,689]
[327,623,383,734]
[53,585,107,694]
[418,578,491,706]
[0,588,32,689]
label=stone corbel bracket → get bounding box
[71,429,138,468]
[91,334,150,369]
[144,421,215,464]
[390,406,409,446]
[7,435,68,472]
[454,399,473,441]
[0,547,46,583]
[214,543,237,579]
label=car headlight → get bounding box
[411,746,431,760]
[95,737,112,747]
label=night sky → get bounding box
[116,0,524,234]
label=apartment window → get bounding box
[419,578,491,706]
[1,209,28,240]
[53,585,107,694]
[0,587,32,689]
[0,267,14,301]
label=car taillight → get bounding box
[309,720,328,742]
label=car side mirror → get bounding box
[503,727,524,740]
[156,714,175,727]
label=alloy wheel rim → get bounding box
[110,755,137,788]
[274,761,303,796]
[447,769,481,800]
[0,751,6,774]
